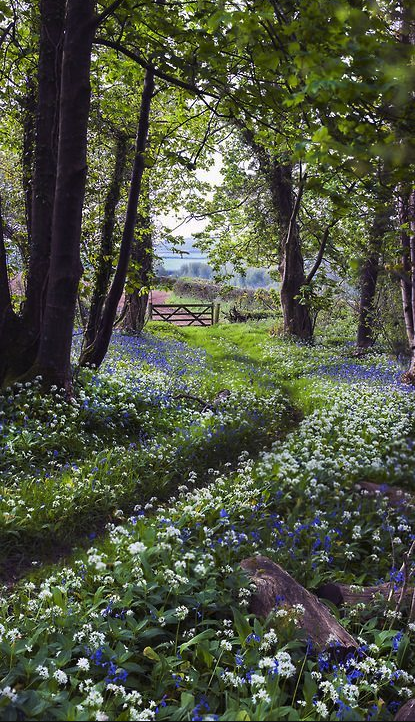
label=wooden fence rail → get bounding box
[149,303,220,326]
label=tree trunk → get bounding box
[123,178,153,334]
[399,190,415,383]
[0,197,21,385]
[31,0,96,391]
[22,0,65,346]
[270,163,313,339]
[317,580,414,608]
[80,68,155,369]
[356,205,390,350]
[356,253,379,350]
[0,0,65,387]
[398,1,415,382]
[83,132,128,350]
[22,75,37,259]
[355,480,413,508]
[239,129,313,340]
[0,198,12,320]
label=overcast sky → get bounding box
[158,154,223,239]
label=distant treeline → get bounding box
[156,275,276,304]
[156,261,275,289]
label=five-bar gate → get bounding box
[148,303,220,326]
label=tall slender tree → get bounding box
[83,130,129,352]
[123,174,153,335]
[80,68,155,369]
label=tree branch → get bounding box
[284,172,307,249]
[95,0,126,27]
[0,22,13,52]
[94,37,220,98]
[305,224,331,284]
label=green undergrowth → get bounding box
[0,324,295,577]
[1,323,415,720]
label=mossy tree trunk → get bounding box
[123,176,153,335]
[79,68,155,369]
[356,204,390,351]
[31,0,96,392]
[270,162,313,340]
[83,132,129,352]
[0,0,65,387]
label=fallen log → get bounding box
[240,556,357,653]
[355,481,413,507]
[317,582,414,608]
[173,389,231,413]
[394,699,415,721]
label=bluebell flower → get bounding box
[335,699,352,720]
[235,652,244,666]
[317,652,330,672]
[246,633,261,644]
[392,630,403,653]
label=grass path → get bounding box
[1,324,415,721]
[0,324,295,581]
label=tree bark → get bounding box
[356,253,379,350]
[317,581,414,608]
[22,75,37,259]
[356,205,390,350]
[406,190,415,380]
[0,196,14,328]
[239,128,313,340]
[31,0,96,391]
[23,0,65,344]
[80,68,155,369]
[241,556,357,654]
[0,197,21,386]
[394,700,415,721]
[0,0,65,387]
[398,1,415,382]
[123,177,153,334]
[270,163,313,339]
[355,480,413,508]
[83,132,128,350]
[399,191,415,382]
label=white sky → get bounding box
[158,155,223,239]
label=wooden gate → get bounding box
[149,303,220,326]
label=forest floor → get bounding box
[1,321,415,721]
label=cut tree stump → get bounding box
[394,700,415,721]
[240,556,357,653]
[355,481,413,507]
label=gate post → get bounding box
[213,303,220,325]
[148,302,153,321]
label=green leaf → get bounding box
[179,629,214,654]
[143,646,160,661]
[231,606,252,642]
[312,126,331,143]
